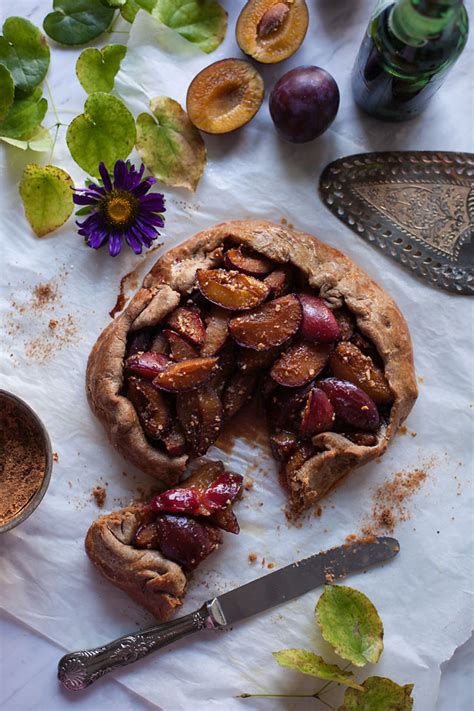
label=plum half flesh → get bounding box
[186,59,264,134]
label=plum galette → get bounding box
[86,220,417,514]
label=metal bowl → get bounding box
[0,390,53,534]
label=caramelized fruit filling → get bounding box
[124,241,394,489]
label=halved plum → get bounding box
[270,341,331,387]
[300,387,335,438]
[197,268,270,311]
[149,471,242,517]
[164,329,199,362]
[153,357,219,392]
[201,307,229,356]
[126,328,152,357]
[125,351,171,380]
[236,0,309,64]
[161,422,187,457]
[237,346,280,372]
[298,294,340,343]
[166,306,205,347]
[127,377,171,440]
[317,378,380,431]
[176,385,223,455]
[224,245,274,276]
[211,342,236,395]
[329,341,393,405]
[222,371,258,420]
[229,294,302,350]
[186,59,264,134]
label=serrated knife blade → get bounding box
[58,537,399,690]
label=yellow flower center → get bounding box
[101,190,138,228]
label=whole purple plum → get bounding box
[269,66,340,143]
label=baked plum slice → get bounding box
[317,378,380,431]
[161,422,187,457]
[236,0,309,64]
[224,245,274,276]
[300,387,335,438]
[229,294,302,350]
[153,357,219,392]
[201,307,229,356]
[127,377,171,440]
[237,346,280,372]
[134,514,223,571]
[166,306,205,347]
[164,329,199,361]
[222,371,258,420]
[329,341,393,405]
[176,385,223,456]
[125,351,171,380]
[264,268,292,297]
[197,268,270,311]
[298,294,340,343]
[186,59,264,134]
[270,341,331,387]
[149,471,242,517]
[269,430,298,461]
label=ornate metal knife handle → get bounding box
[58,599,225,691]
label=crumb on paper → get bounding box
[411,431,417,437]
[267,562,275,570]
[315,506,322,517]
[417,376,424,384]
[92,486,107,508]
[361,460,433,536]
[53,452,59,463]
[248,553,257,564]
[244,480,253,490]
[398,425,408,435]
[325,571,335,583]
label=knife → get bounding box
[58,536,399,690]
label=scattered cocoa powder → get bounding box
[91,486,107,508]
[361,463,431,535]
[0,398,46,526]
[32,282,58,309]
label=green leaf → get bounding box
[136,96,206,191]
[1,125,52,152]
[67,92,136,176]
[19,164,74,237]
[0,17,50,94]
[0,64,14,121]
[153,0,227,53]
[120,0,157,23]
[76,45,126,94]
[273,649,364,691]
[338,676,414,711]
[43,0,115,46]
[0,87,47,140]
[316,585,384,667]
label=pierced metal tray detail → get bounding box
[319,151,474,295]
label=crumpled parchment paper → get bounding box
[0,2,473,709]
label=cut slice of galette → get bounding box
[87,219,417,514]
[86,461,242,620]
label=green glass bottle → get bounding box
[352,0,469,120]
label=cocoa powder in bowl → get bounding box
[0,391,52,531]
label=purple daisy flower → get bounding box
[73,161,165,257]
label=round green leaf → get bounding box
[153,0,227,53]
[338,676,414,711]
[136,96,206,191]
[1,126,52,152]
[19,164,74,237]
[273,649,364,691]
[0,17,50,94]
[316,585,384,667]
[0,87,47,140]
[43,0,115,46]
[120,0,156,22]
[67,92,136,176]
[76,45,126,94]
[0,64,14,121]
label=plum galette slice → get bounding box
[87,220,417,514]
[86,461,242,620]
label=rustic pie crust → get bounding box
[87,219,417,515]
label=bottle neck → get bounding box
[389,0,464,45]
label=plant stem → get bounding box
[106,12,130,35]
[45,79,60,126]
[237,692,335,708]
[49,123,60,162]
